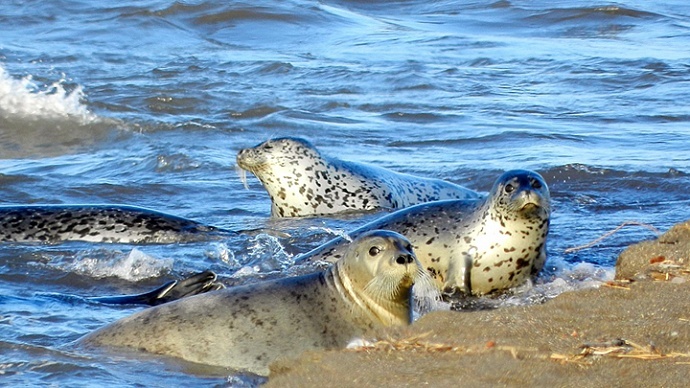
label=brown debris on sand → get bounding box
[616,220,690,280]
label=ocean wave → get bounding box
[523,5,660,25]
[0,65,122,158]
[0,65,97,123]
[388,130,586,147]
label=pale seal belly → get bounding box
[236,137,480,217]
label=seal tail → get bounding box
[89,271,224,306]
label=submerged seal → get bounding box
[298,169,551,296]
[236,137,479,217]
[80,230,432,375]
[0,205,231,244]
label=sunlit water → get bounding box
[1,0,689,385]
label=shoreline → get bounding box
[266,221,690,387]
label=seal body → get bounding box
[80,230,427,375]
[0,205,229,244]
[236,137,479,217]
[298,170,551,296]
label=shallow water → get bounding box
[1,0,689,385]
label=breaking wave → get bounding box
[0,65,97,123]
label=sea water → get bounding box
[1,0,689,385]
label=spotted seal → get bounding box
[298,169,551,296]
[0,205,232,244]
[236,137,480,217]
[80,230,432,376]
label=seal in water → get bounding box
[80,230,432,376]
[0,205,233,244]
[297,169,551,297]
[236,137,479,217]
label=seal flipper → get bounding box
[90,271,225,306]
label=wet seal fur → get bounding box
[237,137,479,217]
[298,170,551,296]
[80,230,433,376]
[0,205,231,244]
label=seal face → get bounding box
[0,205,230,244]
[80,230,430,375]
[236,137,479,217]
[298,170,551,296]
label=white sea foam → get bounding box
[307,226,353,242]
[231,233,294,276]
[0,65,97,123]
[449,261,615,311]
[59,248,173,281]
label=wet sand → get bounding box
[266,221,690,387]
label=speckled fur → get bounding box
[298,170,551,296]
[80,231,423,376]
[0,205,227,244]
[237,137,480,217]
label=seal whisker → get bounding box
[412,267,443,315]
[362,272,402,303]
[236,166,249,190]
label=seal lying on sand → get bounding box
[0,205,233,244]
[237,137,479,217]
[298,169,551,296]
[80,230,433,376]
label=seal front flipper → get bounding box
[90,271,225,306]
[442,250,473,299]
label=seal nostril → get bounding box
[396,255,414,265]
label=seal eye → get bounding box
[504,184,515,194]
[368,246,381,256]
[531,179,542,189]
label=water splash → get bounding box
[205,242,238,267]
[0,65,97,123]
[307,226,352,242]
[56,248,173,281]
[232,233,294,276]
[449,261,615,311]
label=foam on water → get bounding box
[449,259,615,311]
[307,226,353,242]
[54,248,173,282]
[232,233,295,276]
[0,65,97,124]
